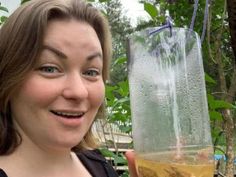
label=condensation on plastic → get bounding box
[128,27,213,154]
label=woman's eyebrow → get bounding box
[42,45,67,59]
[87,52,103,61]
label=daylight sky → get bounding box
[0,0,149,26]
[120,0,150,26]
[1,0,20,13]
[1,0,149,26]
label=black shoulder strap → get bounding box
[0,169,7,177]
[77,149,119,177]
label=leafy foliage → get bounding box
[0,5,8,13]
[1,0,235,175]
[144,2,158,19]
[106,80,131,133]
[21,0,31,4]
[100,148,127,165]
[0,2,7,25]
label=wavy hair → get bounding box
[0,0,112,154]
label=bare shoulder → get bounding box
[0,155,19,177]
[0,156,9,168]
[0,156,9,177]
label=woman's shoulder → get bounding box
[77,149,119,177]
[77,149,106,161]
[0,157,9,177]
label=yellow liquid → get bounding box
[135,152,215,177]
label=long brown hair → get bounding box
[0,0,112,155]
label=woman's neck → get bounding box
[0,135,91,177]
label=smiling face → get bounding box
[10,20,105,151]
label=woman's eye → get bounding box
[84,69,100,77]
[38,66,60,73]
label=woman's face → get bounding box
[10,20,104,151]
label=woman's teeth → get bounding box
[51,111,84,119]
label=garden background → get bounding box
[0,0,235,176]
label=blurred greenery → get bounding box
[1,0,235,176]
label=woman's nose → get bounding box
[62,74,89,100]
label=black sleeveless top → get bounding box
[0,149,118,177]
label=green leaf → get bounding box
[207,94,215,110]
[205,73,216,84]
[99,148,127,165]
[207,94,214,102]
[99,0,110,2]
[105,84,117,100]
[232,105,236,109]
[113,57,127,66]
[99,148,115,157]
[120,171,129,177]
[113,155,127,165]
[209,111,223,121]
[21,0,31,4]
[144,2,158,20]
[116,97,129,105]
[207,94,233,110]
[0,16,8,23]
[210,100,233,110]
[119,125,132,133]
[0,6,8,13]
[118,80,129,97]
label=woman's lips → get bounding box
[50,110,85,119]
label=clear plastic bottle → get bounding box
[128,27,214,177]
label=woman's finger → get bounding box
[125,150,139,177]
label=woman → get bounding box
[0,0,137,176]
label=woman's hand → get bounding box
[125,150,139,177]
